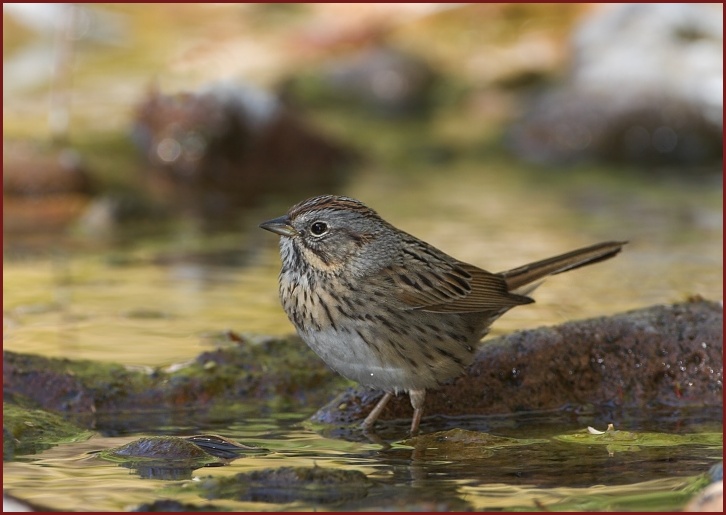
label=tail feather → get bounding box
[500,241,627,292]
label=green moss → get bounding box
[3,404,94,460]
[4,335,349,433]
[555,426,724,455]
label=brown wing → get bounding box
[370,238,532,313]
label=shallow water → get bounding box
[3,155,723,511]
[2,407,722,511]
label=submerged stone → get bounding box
[98,435,268,481]
[104,436,215,461]
[400,427,549,460]
[199,465,372,504]
[132,81,356,224]
[132,499,225,512]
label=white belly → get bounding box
[299,327,414,392]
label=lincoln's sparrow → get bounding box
[260,195,626,435]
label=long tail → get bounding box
[500,241,627,294]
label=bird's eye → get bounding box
[310,221,329,236]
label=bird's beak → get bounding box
[259,215,299,237]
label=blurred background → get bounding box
[3,3,723,367]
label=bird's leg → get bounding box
[361,391,393,430]
[408,389,426,436]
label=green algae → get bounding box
[3,333,348,435]
[3,403,94,460]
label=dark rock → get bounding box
[2,353,100,414]
[2,334,348,433]
[97,434,267,480]
[111,436,209,459]
[311,297,723,426]
[132,500,224,512]
[131,81,356,224]
[200,466,372,504]
[507,3,723,167]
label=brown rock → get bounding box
[311,297,723,425]
[132,82,356,224]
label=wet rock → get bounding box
[109,436,216,460]
[2,404,94,460]
[199,465,372,504]
[3,334,348,433]
[104,434,266,462]
[507,3,723,167]
[97,435,268,480]
[131,81,356,224]
[311,297,723,427]
[2,351,154,417]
